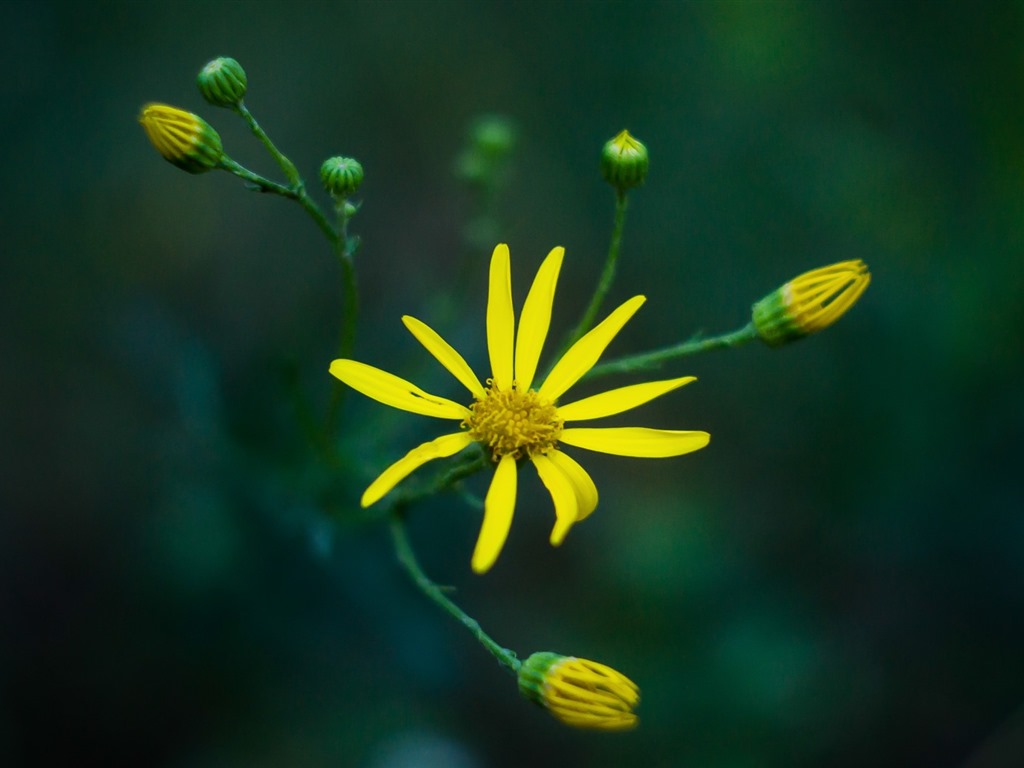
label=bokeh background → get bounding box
[3,1,1023,766]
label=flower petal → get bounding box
[532,452,579,546]
[402,315,485,398]
[361,432,474,507]
[557,376,697,422]
[330,359,471,419]
[538,295,646,401]
[546,449,599,521]
[487,243,515,390]
[559,427,710,458]
[472,454,518,573]
[514,246,564,392]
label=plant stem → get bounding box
[325,200,361,435]
[389,512,521,673]
[583,322,759,381]
[219,157,337,247]
[561,189,629,355]
[231,104,338,249]
[235,103,301,186]
[386,449,517,674]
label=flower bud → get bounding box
[600,129,649,192]
[518,652,639,731]
[197,57,248,108]
[139,103,224,174]
[470,115,516,159]
[320,156,364,198]
[752,260,871,346]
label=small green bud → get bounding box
[455,114,516,185]
[197,57,248,108]
[601,129,649,191]
[139,103,224,174]
[752,260,871,346]
[470,115,517,159]
[320,156,364,198]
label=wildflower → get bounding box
[330,244,709,573]
[139,103,224,174]
[600,129,649,192]
[752,260,871,346]
[197,56,248,108]
[518,652,639,730]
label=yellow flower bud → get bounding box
[139,103,224,174]
[752,260,871,346]
[518,652,639,730]
[600,129,649,192]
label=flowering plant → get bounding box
[141,57,869,729]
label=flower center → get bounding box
[466,383,563,461]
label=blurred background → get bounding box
[3,1,1023,766]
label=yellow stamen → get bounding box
[466,383,563,461]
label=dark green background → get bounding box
[3,1,1023,766]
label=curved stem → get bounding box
[389,512,521,674]
[235,103,301,186]
[583,322,759,381]
[561,189,629,355]
[219,156,337,247]
[385,449,517,673]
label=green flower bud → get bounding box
[752,260,871,346]
[139,103,224,174]
[601,129,649,191]
[518,652,640,731]
[320,156,364,198]
[470,115,516,159]
[197,57,248,108]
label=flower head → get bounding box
[518,652,639,731]
[752,260,871,346]
[600,129,649,192]
[139,103,224,174]
[197,56,248,108]
[320,156,364,199]
[330,244,709,573]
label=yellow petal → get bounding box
[361,432,474,507]
[546,449,599,521]
[472,454,518,573]
[559,427,710,458]
[486,244,515,390]
[531,453,579,546]
[402,315,485,398]
[514,246,564,392]
[330,359,471,419]
[557,376,696,422]
[538,295,646,401]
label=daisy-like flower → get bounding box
[330,244,709,573]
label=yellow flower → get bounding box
[330,244,709,573]
[752,260,871,346]
[138,103,224,174]
[518,651,640,731]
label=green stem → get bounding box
[389,512,520,673]
[325,200,362,434]
[386,449,517,673]
[219,157,337,247]
[389,454,524,675]
[583,322,759,381]
[561,189,629,355]
[235,102,301,186]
